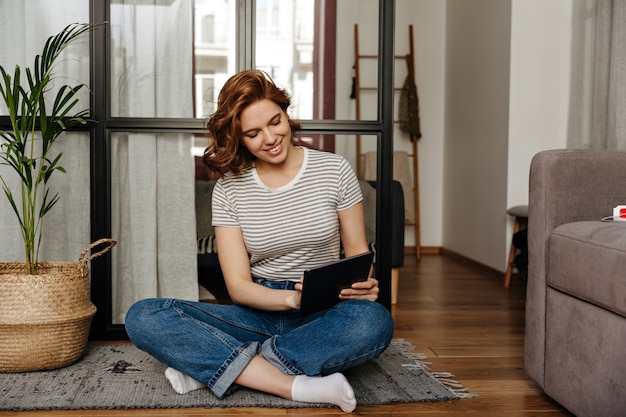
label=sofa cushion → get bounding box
[198,235,217,254]
[548,221,626,318]
[195,180,216,238]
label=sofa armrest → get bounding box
[526,149,626,386]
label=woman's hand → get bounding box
[336,203,377,302]
[339,277,379,302]
[287,280,304,310]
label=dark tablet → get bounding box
[299,251,374,315]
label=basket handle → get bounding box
[78,238,117,265]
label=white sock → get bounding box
[165,367,206,394]
[291,373,357,413]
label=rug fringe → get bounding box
[391,339,477,399]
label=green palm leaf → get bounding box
[0,22,106,274]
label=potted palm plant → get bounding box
[0,22,114,372]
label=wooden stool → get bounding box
[504,205,528,288]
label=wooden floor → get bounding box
[1,254,573,416]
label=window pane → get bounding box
[110,132,197,324]
[194,0,238,119]
[0,1,90,116]
[0,132,91,264]
[0,1,91,262]
[110,0,195,118]
[255,0,379,121]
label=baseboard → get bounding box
[404,246,440,255]
[403,246,503,278]
[439,248,504,279]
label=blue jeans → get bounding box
[125,280,394,398]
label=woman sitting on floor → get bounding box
[125,69,394,413]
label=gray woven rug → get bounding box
[0,339,472,411]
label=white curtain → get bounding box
[0,1,91,263]
[110,0,198,323]
[568,0,626,148]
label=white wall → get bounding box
[504,0,572,269]
[442,0,512,270]
[442,0,572,271]
[507,1,572,211]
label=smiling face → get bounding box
[239,98,295,169]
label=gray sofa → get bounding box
[195,179,405,304]
[526,149,626,417]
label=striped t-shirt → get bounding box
[211,147,363,281]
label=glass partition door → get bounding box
[86,0,395,338]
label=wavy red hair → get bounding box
[203,70,301,177]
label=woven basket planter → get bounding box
[0,239,116,372]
